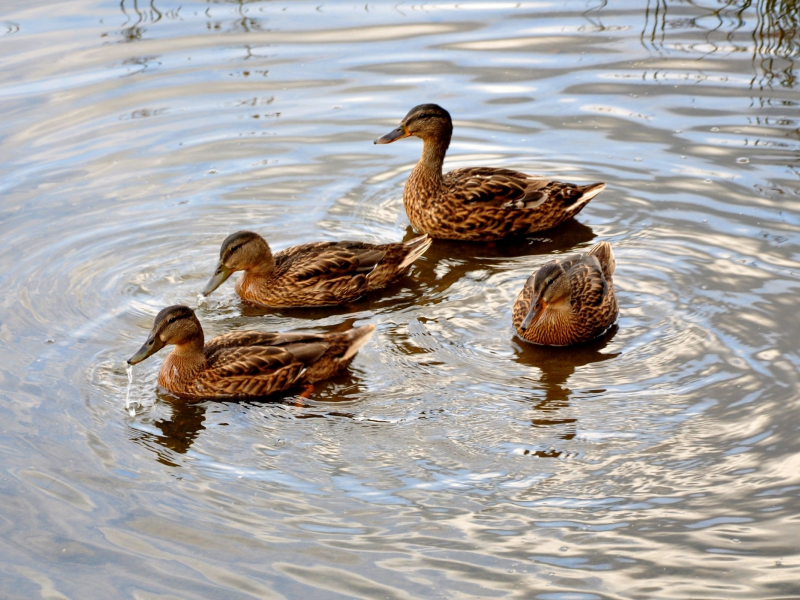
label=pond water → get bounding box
[1,0,799,597]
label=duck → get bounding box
[374,103,605,241]
[127,305,375,400]
[513,241,618,346]
[202,230,432,307]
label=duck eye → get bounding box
[230,244,241,253]
[167,317,177,324]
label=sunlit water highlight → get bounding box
[0,0,799,598]
[124,363,140,417]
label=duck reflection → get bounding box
[148,393,208,466]
[513,325,619,449]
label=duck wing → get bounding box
[205,330,327,356]
[199,341,332,398]
[445,167,600,211]
[567,255,609,309]
[277,241,386,282]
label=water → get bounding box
[1,0,799,597]
[125,363,139,417]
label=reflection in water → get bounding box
[643,0,800,88]
[513,326,619,457]
[746,0,800,88]
[119,0,163,42]
[133,392,208,467]
[130,349,368,465]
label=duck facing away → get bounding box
[203,231,432,308]
[513,242,618,346]
[127,305,375,400]
[375,103,605,241]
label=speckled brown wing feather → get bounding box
[512,276,536,328]
[445,167,534,207]
[197,340,334,397]
[444,168,592,211]
[206,346,304,377]
[250,241,392,305]
[567,255,608,311]
[276,242,385,281]
[195,347,306,397]
[205,331,327,356]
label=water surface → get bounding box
[1,0,800,598]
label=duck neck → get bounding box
[249,247,275,275]
[171,335,207,371]
[413,133,450,185]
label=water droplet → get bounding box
[703,219,708,223]
[735,129,741,133]
[736,157,750,164]
[634,157,642,162]
[125,364,140,417]
[276,438,285,447]
[675,129,682,133]
[208,169,217,174]
[776,560,782,566]
[704,179,712,183]
[681,156,686,159]
[732,538,740,543]
[711,127,719,132]
[560,546,568,552]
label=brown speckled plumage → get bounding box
[513,242,618,346]
[375,104,605,241]
[128,306,375,400]
[204,231,432,308]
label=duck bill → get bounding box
[374,125,410,144]
[520,298,546,331]
[202,263,233,296]
[128,335,165,365]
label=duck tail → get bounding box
[566,182,605,214]
[398,234,433,270]
[301,324,376,383]
[588,241,615,279]
[340,323,376,361]
[366,235,432,290]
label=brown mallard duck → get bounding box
[513,242,618,346]
[375,103,605,241]
[127,305,375,400]
[202,231,432,308]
